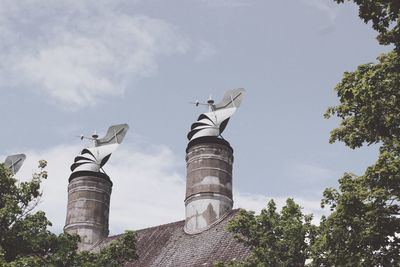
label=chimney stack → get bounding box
[64,173,112,250]
[185,137,234,234]
[185,89,245,234]
[64,124,129,250]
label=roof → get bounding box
[93,210,251,267]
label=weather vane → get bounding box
[70,124,129,176]
[188,88,245,142]
[3,154,26,175]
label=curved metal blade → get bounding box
[4,154,26,174]
[214,88,246,110]
[96,124,129,146]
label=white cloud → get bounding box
[105,144,186,234]
[3,142,328,235]
[11,142,186,234]
[0,1,189,109]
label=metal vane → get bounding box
[3,154,26,175]
[188,88,245,141]
[70,124,129,174]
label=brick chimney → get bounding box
[64,172,112,250]
[184,137,234,234]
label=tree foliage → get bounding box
[309,53,400,265]
[334,0,400,50]
[309,1,400,264]
[325,51,400,149]
[0,161,138,267]
[216,199,315,267]
[310,171,400,266]
[90,231,138,267]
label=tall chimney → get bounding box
[185,89,245,234]
[64,124,129,250]
[185,137,233,234]
[64,173,112,250]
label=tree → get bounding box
[216,199,316,267]
[310,51,400,266]
[309,0,400,263]
[334,0,400,51]
[0,161,138,267]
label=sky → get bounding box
[0,0,390,235]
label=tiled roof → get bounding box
[93,210,251,267]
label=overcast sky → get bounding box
[0,0,389,235]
